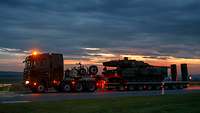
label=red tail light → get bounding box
[96,80,106,89]
[53,80,57,84]
[33,82,37,86]
[96,82,99,87]
[71,81,76,85]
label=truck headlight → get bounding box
[25,80,30,85]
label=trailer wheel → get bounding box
[75,83,83,92]
[128,85,135,91]
[37,84,45,93]
[172,85,177,90]
[138,86,143,90]
[118,85,125,91]
[62,83,71,92]
[147,86,152,90]
[155,86,160,90]
[87,82,96,92]
[183,84,188,88]
[164,86,169,90]
[178,85,184,89]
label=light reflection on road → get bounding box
[186,86,200,90]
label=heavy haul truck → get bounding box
[23,53,190,93]
[23,53,98,93]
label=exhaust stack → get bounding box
[171,64,177,81]
[181,64,189,81]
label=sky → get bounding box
[0,0,200,74]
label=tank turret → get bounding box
[103,57,150,68]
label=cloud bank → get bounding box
[0,0,200,72]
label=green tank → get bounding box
[103,57,168,82]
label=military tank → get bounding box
[102,57,190,91]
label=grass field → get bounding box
[0,93,199,113]
[0,82,27,92]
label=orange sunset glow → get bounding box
[62,53,200,75]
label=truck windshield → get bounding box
[24,59,38,68]
[24,58,33,70]
[23,56,37,69]
[25,60,31,68]
[23,58,32,77]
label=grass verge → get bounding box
[0,83,27,92]
[0,93,200,113]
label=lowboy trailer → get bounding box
[102,57,190,91]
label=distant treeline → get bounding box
[0,71,23,83]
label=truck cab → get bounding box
[23,53,64,92]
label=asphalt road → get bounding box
[0,86,200,104]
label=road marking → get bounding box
[0,84,12,87]
[1,95,17,98]
[1,101,31,104]
[0,93,26,97]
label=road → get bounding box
[0,86,200,104]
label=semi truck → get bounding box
[23,53,98,93]
[23,53,190,93]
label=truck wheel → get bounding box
[89,65,98,75]
[62,83,71,92]
[54,86,62,92]
[87,82,96,92]
[79,68,87,75]
[37,84,45,93]
[107,88,113,91]
[75,83,83,92]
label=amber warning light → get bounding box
[32,51,38,56]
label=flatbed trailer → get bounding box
[105,81,189,91]
[102,57,191,91]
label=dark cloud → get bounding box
[0,0,200,61]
